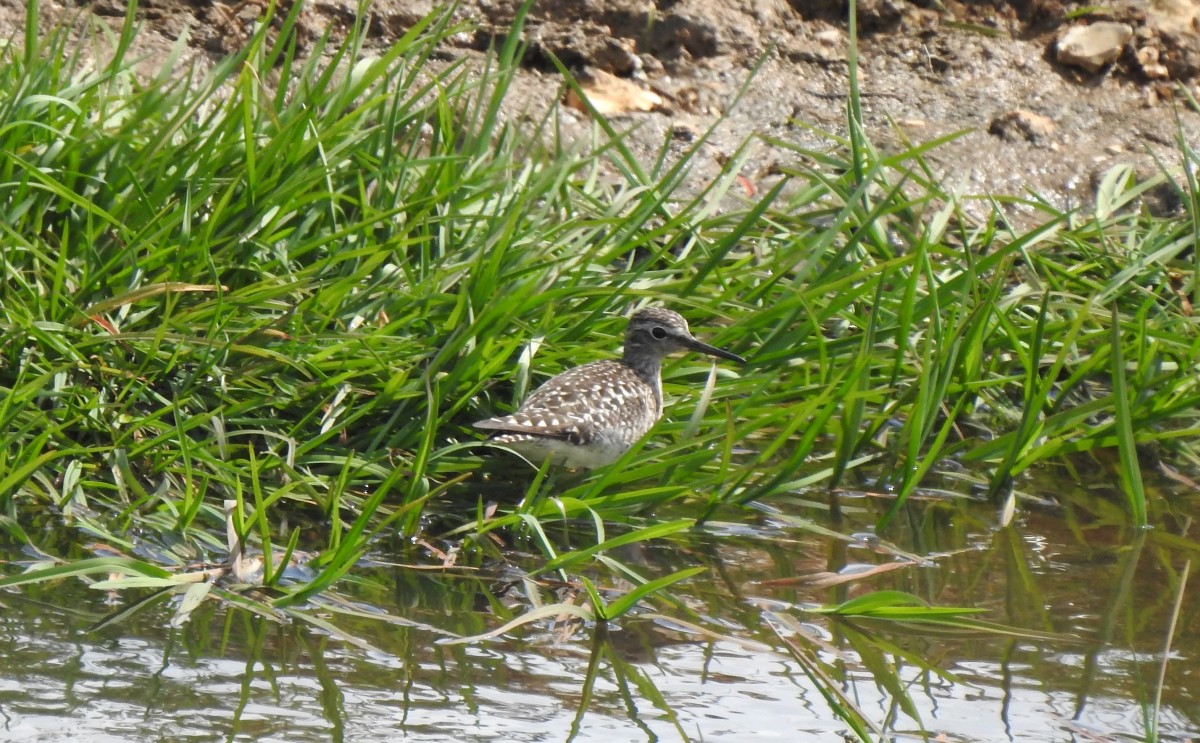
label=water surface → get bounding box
[2,462,1197,742]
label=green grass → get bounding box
[2,0,1200,739]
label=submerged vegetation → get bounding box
[1,0,1198,739]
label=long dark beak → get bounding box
[683,335,746,364]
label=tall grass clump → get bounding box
[0,0,784,606]
[723,125,1200,529]
[0,3,587,558]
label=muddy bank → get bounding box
[8,0,1198,216]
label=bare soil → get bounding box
[11,0,1200,217]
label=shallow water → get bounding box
[2,462,1198,742]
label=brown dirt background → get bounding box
[8,0,1200,216]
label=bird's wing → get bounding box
[472,414,575,441]
[474,361,650,444]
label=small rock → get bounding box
[1056,22,1133,72]
[593,38,641,77]
[814,28,842,47]
[988,109,1056,143]
[1136,46,1171,79]
[564,68,667,116]
[652,13,722,59]
[1147,0,1200,35]
[1144,62,1172,79]
[639,54,665,77]
[857,0,906,30]
[782,36,847,64]
[671,121,701,141]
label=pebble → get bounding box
[988,109,1056,144]
[1056,22,1133,72]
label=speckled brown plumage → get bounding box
[474,308,745,468]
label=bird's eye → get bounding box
[651,326,668,339]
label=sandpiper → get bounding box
[474,307,746,468]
